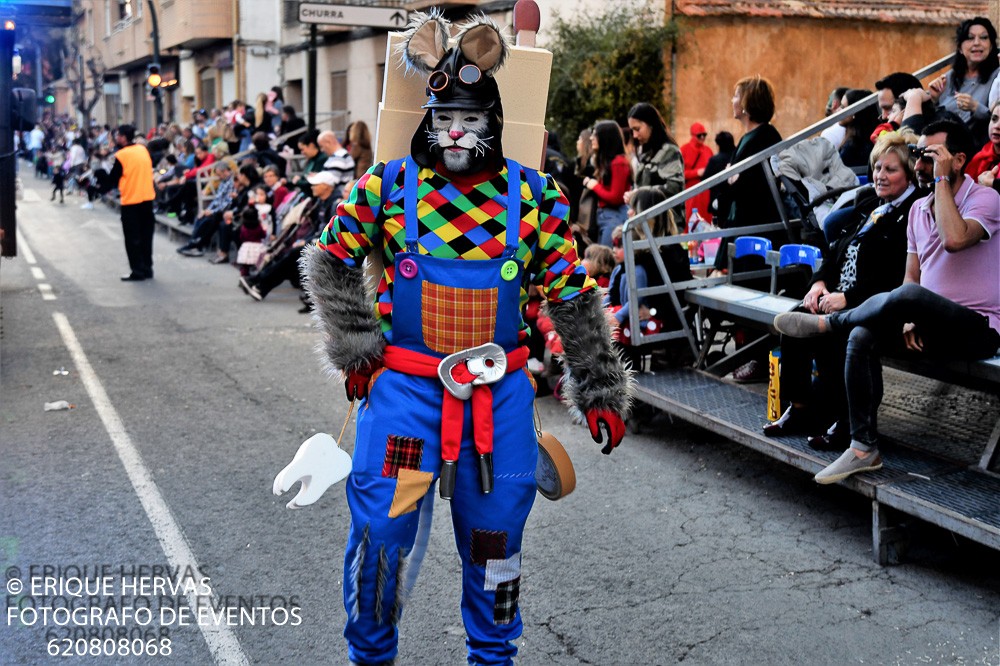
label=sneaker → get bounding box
[732,359,768,383]
[240,276,263,301]
[166,212,177,218]
[209,254,229,265]
[80,202,94,210]
[178,247,204,258]
[774,312,830,338]
[814,447,882,485]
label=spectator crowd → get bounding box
[17,16,1000,431]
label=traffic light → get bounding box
[146,63,161,88]
[42,86,55,105]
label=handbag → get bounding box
[577,189,599,246]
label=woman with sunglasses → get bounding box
[763,130,923,448]
[583,120,633,246]
[681,122,714,223]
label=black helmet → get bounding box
[422,48,500,111]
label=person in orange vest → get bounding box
[680,122,714,223]
[105,125,156,281]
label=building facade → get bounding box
[667,0,995,143]
[65,0,1000,143]
[75,0,234,130]
[74,0,516,134]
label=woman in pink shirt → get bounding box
[583,120,632,246]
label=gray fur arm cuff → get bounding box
[300,244,386,375]
[545,290,635,418]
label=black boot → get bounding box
[763,405,819,437]
[808,421,851,451]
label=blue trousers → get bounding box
[343,368,537,666]
[597,205,628,247]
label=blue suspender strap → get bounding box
[505,158,521,255]
[380,158,404,208]
[403,156,419,253]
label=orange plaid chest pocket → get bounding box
[421,281,499,354]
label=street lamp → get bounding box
[146,0,162,125]
[146,63,161,88]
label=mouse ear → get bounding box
[454,14,510,76]
[399,10,451,74]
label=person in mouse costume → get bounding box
[300,11,634,665]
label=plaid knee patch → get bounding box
[493,578,520,625]
[382,435,424,478]
[470,529,507,566]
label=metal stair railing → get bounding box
[621,54,953,351]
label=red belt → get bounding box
[382,343,530,498]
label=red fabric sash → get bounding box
[382,345,529,463]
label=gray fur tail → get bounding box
[545,289,635,419]
[300,244,386,375]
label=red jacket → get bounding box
[270,185,290,209]
[680,140,713,189]
[966,141,1000,180]
[184,153,215,180]
[591,154,631,207]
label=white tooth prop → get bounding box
[273,433,353,509]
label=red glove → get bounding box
[345,360,381,402]
[586,408,625,455]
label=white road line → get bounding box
[37,284,56,301]
[31,266,46,280]
[51,312,251,666]
[18,236,38,265]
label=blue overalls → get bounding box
[343,157,538,666]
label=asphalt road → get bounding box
[1,172,999,665]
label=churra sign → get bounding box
[298,3,408,29]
